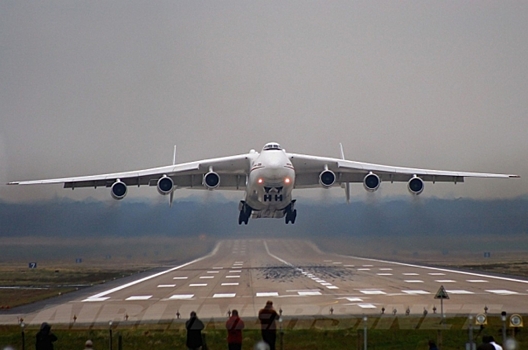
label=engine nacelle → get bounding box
[363,172,380,192]
[203,171,220,189]
[111,180,127,200]
[157,176,174,195]
[408,176,424,195]
[319,170,336,187]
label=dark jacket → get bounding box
[35,323,57,350]
[226,315,245,344]
[258,306,278,332]
[185,316,205,348]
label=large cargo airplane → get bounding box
[8,142,519,224]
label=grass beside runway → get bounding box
[0,236,215,309]
[1,315,525,350]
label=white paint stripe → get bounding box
[326,286,339,289]
[189,283,207,287]
[257,292,279,297]
[335,252,528,284]
[403,273,419,276]
[173,277,188,280]
[126,295,152,301]
[377,273,393,276]
[404,280,424,283]
[358,268,371,271]
[486,290,519,295]
[435,280,456,283]
[358,303,377,309]
[467,280,488,283]
[200,276,214,279]
[298,291,322,296]
[82,297,109,302]
[157,284,176,288]
[429,273,446,276]
[207,271,220,273]
[446,290,474,294]
[346,297,363,302]
[221,283,239,286]
[83,242,221,300]
[168,294,194,300]
[402,290,430,295]
[226,275,240,278]
[213,293,236,298]
[360,290,386,295]
[229,270,242,273]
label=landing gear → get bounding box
[284,200,297,224]
[285,209,297,224]
[238,201,252,225]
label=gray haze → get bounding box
[1,1,527,202]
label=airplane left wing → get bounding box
[288,152,519,190]
[8,153,253,191]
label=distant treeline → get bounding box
[0,197,527,238]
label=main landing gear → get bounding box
[238,201,252,225]
[285,200,297,224]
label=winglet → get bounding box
[172,145,177,165]
[339,143,345,160]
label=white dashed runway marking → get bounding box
[226,275,240,278]
[126,295,152,301]
[173,277,188,280]
[157,284,176,288]
[82,297,109,302]
[256,292,279,297]
[467,280,488,283]
[213,293,236,298]
[402,290,430,295]
[435,280,456,283]
[189,283,207,287]
[298,291,322,296]
[446,290,474,294]
[360,290,386,295]
[200,276,214,279]
[404,280,424,283]
[486,290,519,295]
[168,294,194,300]
[221,282,239,286]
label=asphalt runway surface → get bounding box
[2,239,528,326]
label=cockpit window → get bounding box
[263,143,282,151]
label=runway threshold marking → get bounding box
[82,242,221,302]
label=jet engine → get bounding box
[157,176,174,195]
[319,170,336,187]
[203,171,220,189]
[408,176,424,195]
[111,180,127,200]
[363,172,380,192]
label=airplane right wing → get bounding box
[288,152,519,193]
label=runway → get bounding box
[2,239,528,326]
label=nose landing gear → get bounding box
[284,200,297,224]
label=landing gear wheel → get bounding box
[238,203,251,225]
[285,209,297,224]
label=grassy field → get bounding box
[0,236,214,308]
[1,315,525,350]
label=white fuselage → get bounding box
[245,149,295,218]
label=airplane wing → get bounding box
[288,153,519,189]
[7,153,253,191]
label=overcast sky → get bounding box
[1,1,526,202]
